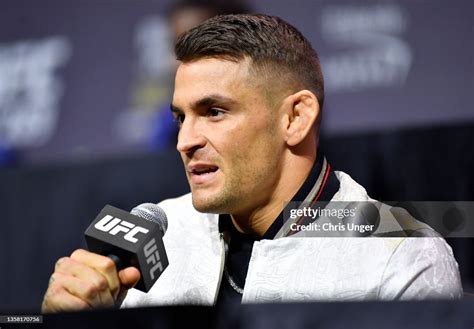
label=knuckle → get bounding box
[55,257,69,270]
[70,249,86,259]
[93,276,109,291]
[49,273,57,286]
[81,282,98,299]
[46,282,63,299]
[99,258,116,272]
[51,271,62,280]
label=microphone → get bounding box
[84,203,169,292]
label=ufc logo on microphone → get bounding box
[94,215,149,243]
[144,238,163,280]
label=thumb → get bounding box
[114,267,141,306]
[118,266,141,289]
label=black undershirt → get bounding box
[215,153,340,307]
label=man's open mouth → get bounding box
[188,164,220,184]
[191,166,219,175]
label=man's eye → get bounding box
[174,114,185,126]
[208,108,224,118]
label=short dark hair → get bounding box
[175,14,324,109]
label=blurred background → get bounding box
[0,0,473,312]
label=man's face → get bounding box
[172,57,285,216]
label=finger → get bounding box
[55,256,115,304]
[42,284,91,313]
[52,272,114,308]
[118,267,141,289]
[69,249,121,298]
[115,268,141,307]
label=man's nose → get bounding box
[176,117,206,154]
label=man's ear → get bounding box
[281,90,320,146]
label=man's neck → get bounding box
[230,150,317,237]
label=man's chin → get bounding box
[191,195,230,214]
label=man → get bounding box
[42,14,462,312]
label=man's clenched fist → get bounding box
[41,249,140,313]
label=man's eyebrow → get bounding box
[193,94,238,108]
[170,94,238,114]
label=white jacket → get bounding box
[122,171,463,307]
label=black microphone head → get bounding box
[131,203,168,235]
